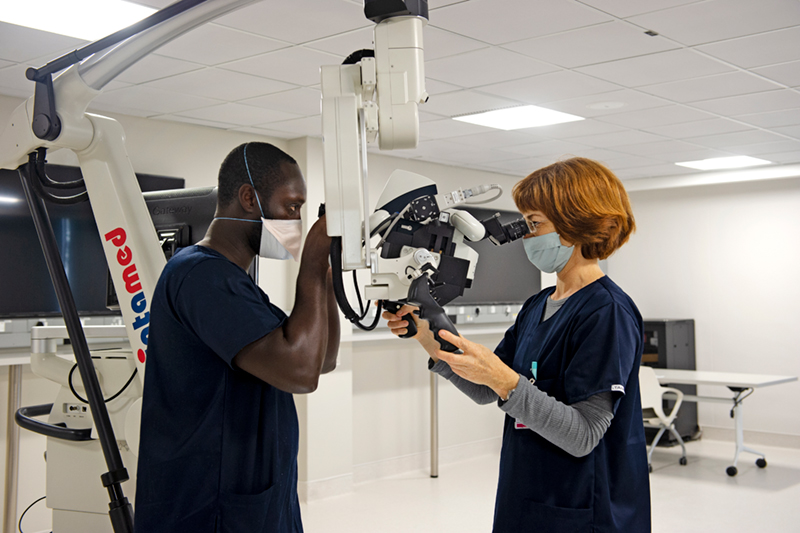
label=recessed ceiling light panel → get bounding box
[0,0,156,41]
[453,105,584,131]
[675,156,771,170]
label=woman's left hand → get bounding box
[435,330,521,400]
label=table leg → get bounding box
[728,387,766,476]
[3,364,22,533]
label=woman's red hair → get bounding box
[512,157,636,260]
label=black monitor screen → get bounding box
[0,165,184,319]
[450,207,541,305]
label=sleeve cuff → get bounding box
[498,374,527,412]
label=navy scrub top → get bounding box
[134,245,302,533]
[492,276,650,533]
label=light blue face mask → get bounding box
[522,232,574,273]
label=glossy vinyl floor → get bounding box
[300,438,800,532]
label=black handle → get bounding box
[406,276,461,353]
[382,300,418,338]
[16,404,93,441]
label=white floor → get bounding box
[300,438,800,532]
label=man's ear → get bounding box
[238,183,259,215]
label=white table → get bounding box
[655,369,798,476]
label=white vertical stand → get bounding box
[3,364,22,533]
[430,372,438,478]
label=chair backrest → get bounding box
[639,365,665,412]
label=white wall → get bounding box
[609,177,800,437]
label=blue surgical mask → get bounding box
[522,232,574,273]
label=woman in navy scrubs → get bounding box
[385,157,650,532]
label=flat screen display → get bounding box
[0,165,184,318]
[450,207,541,305]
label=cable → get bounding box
[376,204,411,248]
[18,495,46,533]
[465,184,503,205]
[68,364,138,404]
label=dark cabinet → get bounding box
[642,319,700,443]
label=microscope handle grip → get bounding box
[407,276,461,353]
[382,301,418,338]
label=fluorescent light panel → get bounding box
[0,196,22,204]
[0,0,157,41]
[453,105,584,131]
[675,156,771,170]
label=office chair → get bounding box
[639,365,688,472]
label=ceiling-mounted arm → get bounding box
[22,0,259,143]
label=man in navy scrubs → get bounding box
[134,142,339,533]
[385,157,651,532]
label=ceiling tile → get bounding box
[688,129,788,149]
[215,0,369,44]
[697,26,800,69]
[612,139,706,157]
[576,49,734,88]
[222,47,341,87]
[735,109,800,129]
[569,129,666,149]
[637,72,782,103]
[426,48,556,88]
[690,89,800,117]
[478,71,620,105]
[600,154,664,169]
[545,89,668,118]
[499,140,596,158]
[304,27,374,60]
[422,27,489,61]
[87,86,222,115]
[0,22,86,63]
[423,90,519,117]
[641,118,751,139]
[447,130,543,150]
[654,148,738,163]
[753,60,800,87]
[419,118,493,140]
[425,79,462,96]
[535,119,627,139]
[175,103,300,126]
[772,125,800,139]
[230,126,300,140]
[576,0,703,18]
[241,87,321,117]
[156,24,288,66]
[734,139,800,156]
[595,105,717,129]
[115,54,204,85]
[156,114,235,130]
[616,164,694,180]
[431,0,612,45]
[263,116,322,137]
[754,150,800,163]
[146,68,296,101]
[627,0,800,46]
[503,21,679,68]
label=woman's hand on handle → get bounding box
[382,304,441,360]
[434,330,520,400]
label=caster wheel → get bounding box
[726,466,738,477]
[679,457,687,466]
[648,464,653,473]
[756,458,767,468]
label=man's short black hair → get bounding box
[217,142,298,211]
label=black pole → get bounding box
[18,162,134,532]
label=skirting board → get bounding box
[701,426,800,449]
[298,437,502,502]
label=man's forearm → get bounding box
[322,269,340,373]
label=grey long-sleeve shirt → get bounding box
[429,296,615,458]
